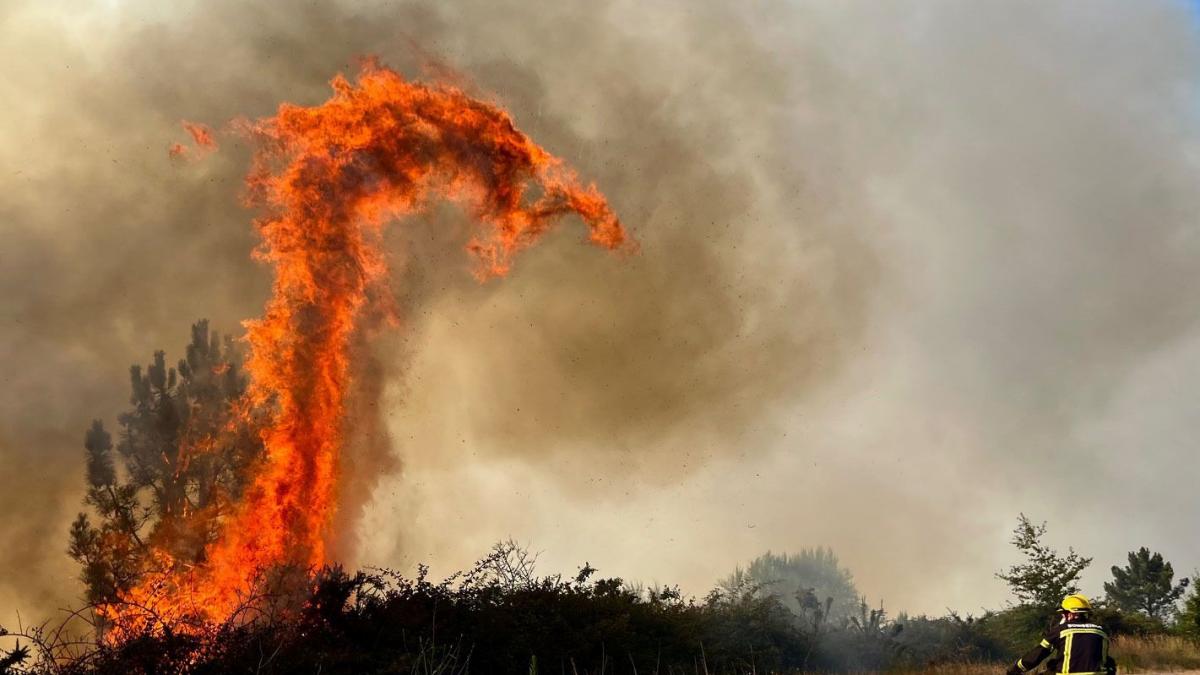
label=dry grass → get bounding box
[886,663,1001,675]
[862,636,1200,675]
[1112,635,1200,673]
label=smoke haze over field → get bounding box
[3,0,1200,626]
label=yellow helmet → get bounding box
[1061,594,1092,613]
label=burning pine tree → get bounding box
[69,321,262,615]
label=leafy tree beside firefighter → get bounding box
[997,516,1114,675]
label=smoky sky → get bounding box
[2,0,1200,627]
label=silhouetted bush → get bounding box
[58,561,819,675]
[10,539,1199,674]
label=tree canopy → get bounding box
[1103,547,1189,622]
[996,514,1092,610]
[720,548,861,622]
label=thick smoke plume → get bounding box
[2,0,1200,626]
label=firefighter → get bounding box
[1006,594,1117,675]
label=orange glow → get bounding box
[103,60,627,637]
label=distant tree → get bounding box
[720,548,861,621]
[67,320,262,607]
[1175,575,1200,638]
[1103,548,1189,622]
[996,514,1092,609]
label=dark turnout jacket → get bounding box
[1008,617,1117,675]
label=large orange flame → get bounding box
[106,60,627,635]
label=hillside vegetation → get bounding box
[3,536,1200,674]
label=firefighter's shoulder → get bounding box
[1043,622,1067,641]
